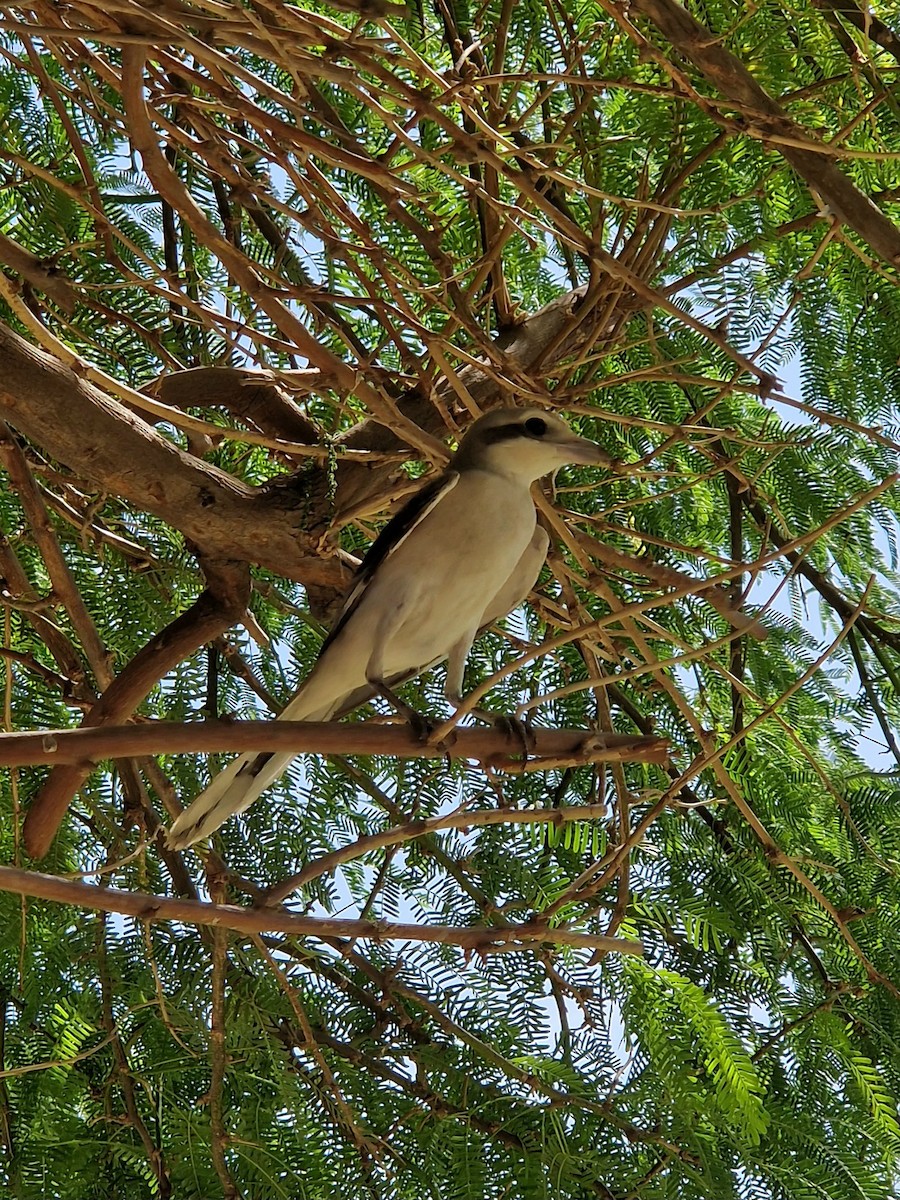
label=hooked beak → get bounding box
[560,435,615,468]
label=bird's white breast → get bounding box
[360,468,537,673]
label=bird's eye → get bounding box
[524,417,547,438]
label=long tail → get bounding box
[165,749,296,849]
[165,655,426,849]
[166,682,342,850]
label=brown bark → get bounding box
[0,321,345,588]
[4,719,668,769]
[0,865,644,954]
[152,366,321,446]
[0,232,77,313]
[22,559,251,858]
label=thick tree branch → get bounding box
[151,366,322,447]
[0,321,344,588]
[0,232,77,313]
[814,0,900,66]
[3,720,668,770]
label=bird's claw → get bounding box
[492,714,535,758]
[407,709,437,743]
[467,709,535,757]
[371,679,435,741]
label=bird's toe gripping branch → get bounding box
[369,677,438,743]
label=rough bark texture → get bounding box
[0,287,590,594]
[0,720,669,768]
[0,323,344,586]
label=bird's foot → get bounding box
[471,710,536,758]
[371,679,435,743]
[407,710,437,743]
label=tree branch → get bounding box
[0,424,112,688]
[0,533,88,689]
[0,866,644,954]
[151,365,321,447]
[0,231,77,313]
[4,719,668,769]
[576,527,767,639]
[207,874,241,1199]
[262,802,614,905]
[0,321,344,588]
[22,558,251,858]
[623,0,900,269]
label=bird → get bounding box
[166,406,611,849]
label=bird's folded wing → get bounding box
[330,525,551,716]
[321,470,459,654]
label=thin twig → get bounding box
[263,802,612,904]
[0,865,644,954]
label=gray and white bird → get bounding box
[166,407,610,849]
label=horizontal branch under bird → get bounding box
[0,719,669,770]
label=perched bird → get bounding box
[167,407,610,849]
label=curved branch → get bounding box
[22,558,251,858]
[151,366,321,446]
[263,802,613,905]
[623,0,900,269]
[0,321,344,588]
[0,232,77,313]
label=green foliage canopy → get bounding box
[0,0,899,1195]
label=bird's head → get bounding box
[453,407,612,482]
